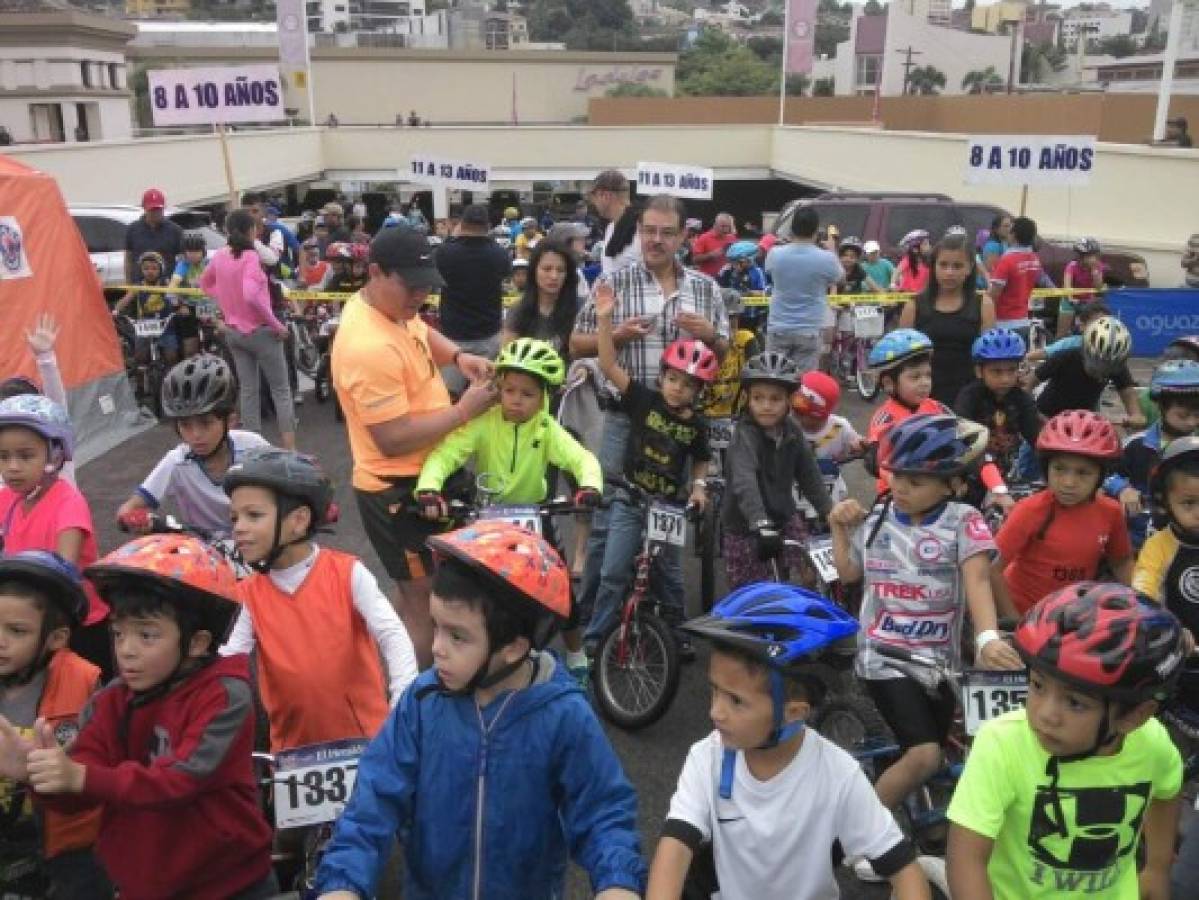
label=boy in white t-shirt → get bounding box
[646,583,930,900]
[116,355,269,538]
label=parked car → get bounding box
[772,192,1150,288]
[69,205,225,290]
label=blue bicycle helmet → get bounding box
[867,328,933,372]
[0,551,88,628]
[972,327,1026,363]
[726,240,759,262]
[0,394,74,462]
[881,413,989,477]
[1150,359,1199,400]
[682,583,859,797]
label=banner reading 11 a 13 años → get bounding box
[785,0,818,74]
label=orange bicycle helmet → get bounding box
[428,521,570,650]
[86,535,240,643]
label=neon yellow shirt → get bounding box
[947,709,1181,899]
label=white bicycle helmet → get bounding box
[1081,317,1131,370]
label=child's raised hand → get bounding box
[26,718,85,795]
[24,313,59,355]
[0,716,34,782]
[828,498,866,529]
[594,280,617,318]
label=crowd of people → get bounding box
[0,164,1198,900]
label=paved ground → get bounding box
[77,358,1156,898]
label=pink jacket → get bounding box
[199,247,284,335]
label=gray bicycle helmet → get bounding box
[161,355,237,419]
[740,351,800,391]
[224,448,334,530]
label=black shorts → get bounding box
[355,478,443,582]
[865,675,957,751]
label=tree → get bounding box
[1094,34,1138,58]
[906,65,946,95]
[606,82,669,97]
[962,65,1004,93]
[526,0,636,51]
[746,35,783,62]
[676,28,779,95]
[758,9,783,26]
[786,73,811,95]
[863,0,883,13]
[816,20,851,58]
[813,76,835,96]
[1021,41,1067,82]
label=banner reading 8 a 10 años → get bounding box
[148,65,287,127]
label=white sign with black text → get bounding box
[407,157,492,192]
[636,162,715,200]
[964,135,1096,187]
[148,65,286,126]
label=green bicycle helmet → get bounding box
[495,338,565,388]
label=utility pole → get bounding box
[897,45,922,95]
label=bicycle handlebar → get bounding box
[119,511,223,543]
[873,641,944,673]
[605,473,703,521]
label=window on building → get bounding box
[855,55,881,87]
[29,103,65,143]
[80,63,92,88]
[485,18,509,50]
[109,63,119,88]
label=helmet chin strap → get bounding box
[719,669,804,799]
[1043,700,1120,839]
[250,496,311,574]
[184,419,230,463]
[435,646,531,697]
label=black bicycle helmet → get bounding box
[182,231,207,254]
[224,448,333,530]
[740,351,800,391]
[161,354,237,419]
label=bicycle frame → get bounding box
[612,533,660,666]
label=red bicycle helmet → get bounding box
[428,521,570,650]
[793,371,841,420]
[662,339,719,385]
[85,535,240,643]
[1035,410,1121,463]
[1015,582,1184,705]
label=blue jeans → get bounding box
[576,411,632,625]
[1173,801,1199,898]
[583,495,685,644]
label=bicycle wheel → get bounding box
[146,363,165,419]
[593,606,681,730]
[854,339,880,401]
[698,490,722,613]
[810,694,889,753]
[296,337,321,378]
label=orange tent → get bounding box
[0,154,147,463]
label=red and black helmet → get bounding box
[1035,410,1121,464]
[662,339,719,385]
[1015,582,1184,705]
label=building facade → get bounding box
[0,11,135,144]
[1059,8,1133,50]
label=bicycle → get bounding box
[695,416,733,613]
[827,301,884,400]
[590,475,697,731]
[114,314,171,417]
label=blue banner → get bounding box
[1105,289,1199,357]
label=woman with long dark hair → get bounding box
[501,240,581,357]
[200,209,296,449]
[899,231,996,407]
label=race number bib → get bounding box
[478,505,542,535]
[272,739,366,829]
[134,318,166,338]
[807,537,839,585]
[962,670,1029,736]
[708,418,734,451]
[647,501,686,547]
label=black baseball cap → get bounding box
[369,228,444,290]
[460,204,490,228]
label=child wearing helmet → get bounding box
[991,410,1133,617]
[3,535,277,899]
[834,235,883,294]
[0,396,110,674]
[585,283,716,650]
[1025,298,1111,364]
[646,583,929,900]
[116,354,269,541]
[721,353,832,588]
[222,448,418,751]
[954,327,1042,480]
[702,290,759,420]
[716,241,765,294]
[415,338,602,680]
[830,414,1022,841]
[0,551,109,899]
[947,583,1185,900]
[1105,359,1199,547]
[164,232,209,359]
[893,230,931,293]
[1030,316,1145,427]
[1056,237,1106,339]
[114,251,181,365]
[314,521,646,899]
[3,313,75,485]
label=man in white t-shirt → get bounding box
[589,169,641,276]
[646,584,929,900]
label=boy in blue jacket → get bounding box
[315,520,646,900]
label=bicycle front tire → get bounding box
[592,607,681,730]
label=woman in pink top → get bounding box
[200,210,295,450]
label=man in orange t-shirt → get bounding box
[332,229,495,667]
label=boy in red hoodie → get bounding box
[0,534,275,900]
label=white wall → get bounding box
[1061,11,1133,49]
[881,3,1015,95]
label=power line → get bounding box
[896,44,923,94]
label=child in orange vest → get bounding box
[0,551,108,898]
[221,448,419,751]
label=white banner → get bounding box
[276,0,311,91]
[636,161,714,200]
[963,135,1096,187]
[0,217,33,281]
[406,156,491,192]
[148,65,286,126]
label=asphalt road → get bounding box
[77,358,1154,899]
